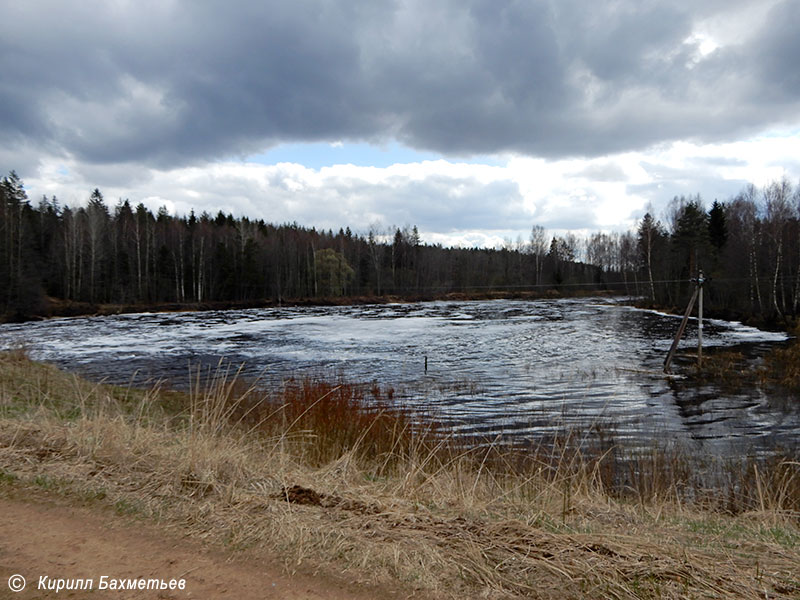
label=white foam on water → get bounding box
[1,298,796,456]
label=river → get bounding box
[1,298,796,456]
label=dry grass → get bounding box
[761,326,800,391]
[189,361,437,469]
[0,350,798,599]
[690,324,800,394]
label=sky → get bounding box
[2,0,800,248]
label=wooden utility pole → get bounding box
[697,270,704,367]
[663,270,706,373]
[664,287,698,373]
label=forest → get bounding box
[1,170,799,325]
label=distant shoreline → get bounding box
[9,288,629,323]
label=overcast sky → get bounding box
[2,0,800,247]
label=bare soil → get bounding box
[0,493,412,600]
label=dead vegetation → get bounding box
[0,350,798,599]
[761,326,800,392]
[686,323,800,395]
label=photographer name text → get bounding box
[36,575,186,593]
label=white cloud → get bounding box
[18,128,800,248]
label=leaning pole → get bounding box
[663,271,705,374]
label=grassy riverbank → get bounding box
[0,350,798,598]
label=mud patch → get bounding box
[275,485,379,515]
[278,484,324,506]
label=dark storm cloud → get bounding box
[750,1,800,99]
[554,1,691,83]
[1,0,798,168]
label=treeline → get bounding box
[550,178,800,324]
[1,170,799,324]
[0,171,604,319]
[634,180,800,323]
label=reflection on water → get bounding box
[1,298,796,457]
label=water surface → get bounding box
[1,298,795,456]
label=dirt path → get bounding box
[0,495,406,599]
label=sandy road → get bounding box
[0,495,405,600]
